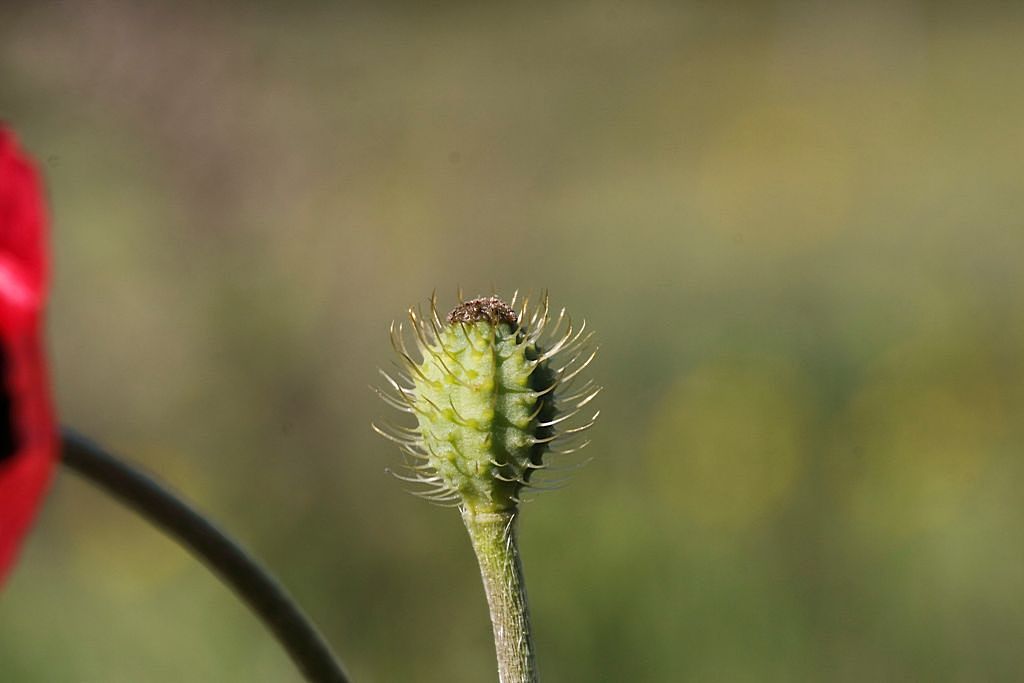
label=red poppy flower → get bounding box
[0,127,56,585]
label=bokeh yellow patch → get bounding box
[695,104,854,248]
[837,339,1008,542]
[646,356,812,532]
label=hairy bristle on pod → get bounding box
[373,291,600,513]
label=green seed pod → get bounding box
[374,292,599,514]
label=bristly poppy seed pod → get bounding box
[0,126,57,586]
[374,291,600,514]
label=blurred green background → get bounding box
[2,2,1024,681]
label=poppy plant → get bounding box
[0,126,57,585]
[0,127,347,681]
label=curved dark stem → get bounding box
[59,427,351,683]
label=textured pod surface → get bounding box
[375,293,599,513]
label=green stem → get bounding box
[60,427,351,683]
[461,508,538,683]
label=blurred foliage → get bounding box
[2,1,1024,681]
